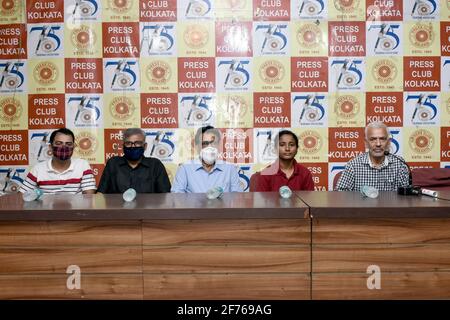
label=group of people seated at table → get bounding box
[19,121,410,195]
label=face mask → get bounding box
[123,146,145,161]
[200,146,218,165]
[52,145,73,161]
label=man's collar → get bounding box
[194,160,224,172]
[47,158,74,173]
[365,153,389,169]
[119,156,150,168]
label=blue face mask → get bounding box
[123,146,145,161]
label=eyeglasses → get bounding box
[201,140,218,148]
[124,141,145,147]
[53,141,74,147]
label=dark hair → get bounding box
[49,128,75,144]
[275,130,299,148]
[194,126,221,146]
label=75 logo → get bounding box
[184,0,212,18]
[105,60,138,91]
[71,0,99,17]
[145,131,175,160]
[331,59,363,90]
[67,96,101,126]
[293,94,325,124]
[297,0,325,17]
[256,130,278,161]
[30,131,52,162]
[140,24,175,55]
[411,0,437,18]
[0,61,25,92]
[217,59,251,90]
[368,23,401,54]
[180,95,213,125]
[237,165,251,192]
[389,129,401,155]
[255,24,288,55]
[29,26,62,55]
[406,94,438,123]
[0,168,26,193]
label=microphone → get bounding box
[383,151,419,195]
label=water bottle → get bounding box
[22,188,44,202]
[122,188,137,202]
[361,186,379,199]
[206,186,224,200]
[279,186,293,199]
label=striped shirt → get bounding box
[19,158,96,194]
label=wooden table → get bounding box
[1,191,450,299]
[0,192,309,299]
[296,191,450,299]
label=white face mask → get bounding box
[200,146,218,165]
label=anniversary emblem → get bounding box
[109,96,135,121]
[299,130,322,154]
[0,97,22,122]
[33,61,58,86]
[183,24,209,49]
[334,95,359,119]
[409,129,434,154]
[372,59,397,84]
[259,60,284,84]
[146,60,171,85]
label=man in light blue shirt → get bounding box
[171,126,243,193]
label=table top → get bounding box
[0,192,308,221]
[295,191,450,218]
[1,191,449,221]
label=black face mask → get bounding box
[123,146,145,161]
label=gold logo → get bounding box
[0,0,19,16]
[183,24,209,49]
[109,96,135,121]
[334,0,359,13]
[109,0,132,13]
[409,129,434,154]
[334,95,360,119]
[0,97,22,122]
[33,61,58,86]
[299,130,322,154]
[71,25,96,51]
[372,59,397,84]
[76,131,98,157]
[409,23,434,49]
[297,23,322,49]
[259,60,284,84]
[146,60,171,85]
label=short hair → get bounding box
[194,126,221,146]
[49,128,75,144]
[123,128,146,142]
[365,121,390,139]
[275,130,299,148]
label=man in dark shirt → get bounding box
[97,128,171,193]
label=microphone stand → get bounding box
[384,151,420,195]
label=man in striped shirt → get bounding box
[20,128,96,194]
